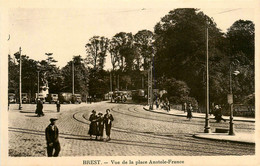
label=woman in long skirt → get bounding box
[88,110,98,139]
[97,112,104,140]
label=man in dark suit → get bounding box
[56,100,61,112]
[45,118,60,157]
[104,109,114,141]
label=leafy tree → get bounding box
[226,20,255,104]
[61,55,89,95]
[106,30,155,91]
[39,53,62,94]
[158,77,190,97]
[156,77,199,107]
[88,69,110,99]
[112,32,136,72]
[13,53,39,100]
[45,53,58,64]
[8,55,19,94]
[227,20,254,62]
[107,32,137,91]
[154,8,226,105]
[85,36,109,70]
[134,30,154,70]
[108,38,120,71]
[108,37,121,91]
[22,56,38,95]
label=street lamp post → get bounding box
[37,71,40,99]
[19,47,22,110]
[228,63,235,135]
[117,74,119,90]
[148,44,155,110]
[72,60,75,95]
[142,76,144,89]
[148,63,153,110]
[110,71,112,92]
[204,18,211,133]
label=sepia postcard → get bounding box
[0,0,259,166]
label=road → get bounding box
[8,101,255,156]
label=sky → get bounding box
[8,7,255,69]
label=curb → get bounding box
[143,107,255,123]
[143,107,218,119]
[193,134,255,145]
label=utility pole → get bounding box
[37,71,40,98]
[148,69,150,107]
[72,60,74,95]
[110,71,112,92]
[148,59,153,110]
[117,74,119,90]
[19,47,22,110]
[142,76,144,89]
[204,18,211,133]
[229,64,235,135]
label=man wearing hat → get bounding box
[104,109,114,141]
[45,118,60,157]
[56,99,61,112]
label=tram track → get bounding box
[71,107,254,154]
[111,105,254,131]
[8,102,254,156]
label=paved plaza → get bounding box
[8,102,255,156]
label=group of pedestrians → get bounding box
[183,102,226,122]
[33,97,116,157]
[88,109,114,141]
[155,97,170,111]
[87,95,97,104]
[35,99,61,117]
[44,108,115,157]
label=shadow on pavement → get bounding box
[102,138,226,155]
[9,127,90,138]
[9,129,45,136]
[63,137,92,141]
[20,111,35,113]
[21,110,58,114]
[8,127,253,156]
[25,115,40,117]
[9,128,91,141]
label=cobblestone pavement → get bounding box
[8,101,255,156]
